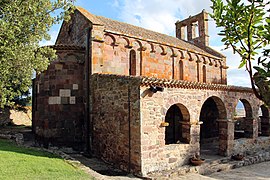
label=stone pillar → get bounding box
[187,24,195,41]
[218,119,234,156]
[260,116,270,136]
[244,117,258,139]
[190,124,200,155]
[181,121,190,143]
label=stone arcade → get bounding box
[32,7,270,176]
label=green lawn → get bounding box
[0,139,92,180]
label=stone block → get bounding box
[190,135,200,144]
[168,158,177,163]
[61,97,69,104]
[55,64,63,70]
[70,97,76,104]
[72,84,79,90]
[59,89,71,97]
[48,97,61,105]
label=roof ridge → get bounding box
[97,15,183,41]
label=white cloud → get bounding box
[116,0,213,35]
[39,29,59,47]
[111,0,120,8]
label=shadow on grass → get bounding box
[0,124,60,159]
[0,138,61,159]
[70,154,130,177]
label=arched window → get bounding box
[179,60,184,80]
[165,104,190,144]
[202,65,206,83]
[129,50,136,76]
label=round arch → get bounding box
[208,96,227,119]
[165,103,190,145]
[239,99,253,118]
[104,34,116,45]
[199,96,227,155]
[234,99,254,139]
[260,105,269,117]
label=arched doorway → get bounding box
[199,96,227,155]
[165,104,190,144]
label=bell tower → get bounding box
[175,10,209,47]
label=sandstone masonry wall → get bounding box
[56,11,89,46]
[139,86,262,175]
[33,49,85,149]
[91,33,227,84]
[91,74,142,174]
[233,137,270,155]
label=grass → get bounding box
[0,139,92,180]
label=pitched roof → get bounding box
[76,7,224,59]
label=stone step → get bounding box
[148,151,270,179]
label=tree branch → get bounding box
[231,11,249,53]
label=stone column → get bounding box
[218,119,234,156]
[187,24,193,41]
[190,124,200,155]
[260,116,270,136]
[244,117,258,139]
[181,121,190,143]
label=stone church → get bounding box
[32,7,270,176]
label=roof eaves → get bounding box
[105,30,223,60]
[91,73,253,93]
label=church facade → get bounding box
[32,7,270,176]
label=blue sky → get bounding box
[42,0,251,87]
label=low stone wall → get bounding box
[142,143,195,174]
[233,136,270,155]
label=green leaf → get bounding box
[0,0,75,108]
[238,59,246,68]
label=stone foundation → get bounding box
[233,136,270,155]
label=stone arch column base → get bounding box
[244,118,258,139]
[260,117,270,136]
[190,124,200,155]
[218,119,234,156]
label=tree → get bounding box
[0,0,75,108]
[211,0,270,106]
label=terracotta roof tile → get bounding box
[76,7,224,59]
[92,73,253,93]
